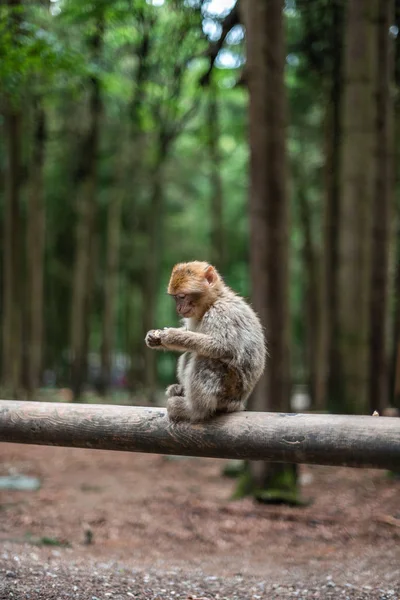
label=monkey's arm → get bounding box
[145,327,187,350]
[156,328,232,359]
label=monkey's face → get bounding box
[167,261,222,320]
[172,293,198,318]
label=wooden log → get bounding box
[0,400,399,469]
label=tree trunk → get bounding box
[2,107,23,397]
[125,280,145,393]
[143,141,167,403]
[100,185,123,395]
[70,181,97,399]
[391,0,400,410]
[368,0,394,414]
[240,0,296,501]
[322,104,341,412]
[336,0,375,414]
[70,22,103,400]
[207,85,224,270]
[126,23,153,399]
[83,229,98,394]
[321,0,344,412]
[1,0,23,398]
[393,257,400,409]
[297,179,318,408]
[26,101,46,398]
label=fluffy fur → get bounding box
[145,262,266,422]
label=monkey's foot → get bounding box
[145,329,163,348]
[224,400,245,413]
[166,384,184,398]
[167,396,191,422]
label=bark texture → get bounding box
[368,0,394,414]
[2,108,23,397]
[297,180,318,408]
[208,85,224,270]
[1,0,23,397]
[1,401,399,470]
[323,0,344,412]
[26,102,46,397]
[100,179,123,394]
[337,0,376,413]
[70,22,103,399]
[243,0,295,496]
[143,139,167,402]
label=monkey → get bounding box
[145,261,266,422]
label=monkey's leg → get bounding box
[185,363,219,422]
[166,384,184,398]
[167,396,192,422]
[165,352,191,399]
[186,358,244,422]
[186,392,218,422]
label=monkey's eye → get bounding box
[177,294,186,300]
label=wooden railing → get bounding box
[0,400,399,470]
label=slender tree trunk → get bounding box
[240,0,296,500]
[2,107,23,397]
[393,257,400,409]
[368,0,394,414]
[325,0,344,412]
[70,22,103,400]
[310,114,333,414]
[2,0,23,397]
[322,108,340,412]
[100,184,123,395]
[83,229,98,393]
[26,101,46,397]
[391,0,400,410]
[336,0,375,414]
[247,0,290,413]
[297,179,318,407]
[126,24,153,399]
[126,281,145,393]
[207,85,224,270]
[143,140,167,402]
[70,180,97,398]
[0,126,3,375]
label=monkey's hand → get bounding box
[145,329,164,349]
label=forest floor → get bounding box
[0,442,399,600]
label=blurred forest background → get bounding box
[0,0,399,421]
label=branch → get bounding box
[199,2,241,86]
[1,401,399,470]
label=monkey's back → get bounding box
[192,289,266,399]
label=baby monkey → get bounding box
[145,261,266,422]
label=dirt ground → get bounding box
[0,443,399,599]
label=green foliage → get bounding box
[25,534,70,548]
[0,4,87,103]
[0,0,332,395]
[232,463,308,506]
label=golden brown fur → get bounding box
[145,261,266,422]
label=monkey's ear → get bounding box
[204,265,216,285]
